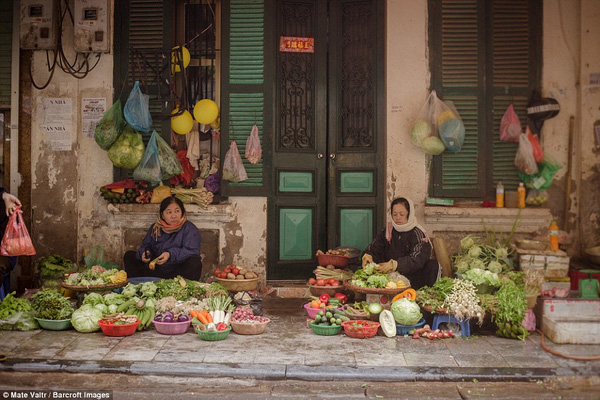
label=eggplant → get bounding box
[162,315,173,323]
[177,314,189,322]
[153,315,162,322]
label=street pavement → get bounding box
[1,297,599,398]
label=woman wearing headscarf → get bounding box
[362,197,440,290]
[123,196,202,280]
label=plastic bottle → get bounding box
[549,220,559,251]
[496,181,504,208]
[517,182,526,208]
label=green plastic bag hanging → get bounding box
[133,131,162,184]
[519,155,562,191]
[94,99,126,150]
[155,133,183,180]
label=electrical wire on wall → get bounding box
[30,0,102,90]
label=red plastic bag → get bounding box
[1,207,36,256]
[527,126,543,163]
[499,104,521,142]
[170,150,196,187]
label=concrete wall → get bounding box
[22,0,599,284]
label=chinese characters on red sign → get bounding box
[279,36,315,53]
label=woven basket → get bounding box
[308,285,344,297]
[317,254,349,268]
[195,326,231,341]
[343,281,411,296]
[309,322,342,336]
[341,320,380,339]
[60,280,129,292]
[214,277,259,292]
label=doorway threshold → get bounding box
[264,280,309,298]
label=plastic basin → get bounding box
[34,317,72,331]
[195,326,231,341]
[396,317,426,335]
[98,319,140,337]
[153,319,191,335]
[303,304,342,319]
[309,322,342,336]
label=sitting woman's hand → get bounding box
[141,250,151,263]
[156,252,170,265]
[2,192,21,216]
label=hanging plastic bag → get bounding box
[124,81,153,133]
[94,99,126,150]
[411,91,438,147]
[171,150,196,187]
[155,133,183,180]
[499,104,521,142]
[525,189,548,206]
[133,131,161,184]
[526,126,544,163]
[519,155,562,191]
[108,125,145,170]
[222,141,248,182]
[245,124,262,164]
[514,133,538,175]
[437,99,465,152]
[0,207,36,256]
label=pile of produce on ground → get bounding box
[64,265,127,287]
[349,262,410,289]
[213,265,258,280]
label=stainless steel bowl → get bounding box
[585,246,600,264]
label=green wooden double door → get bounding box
[267,0,385,280]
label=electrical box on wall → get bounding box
[74,0,110,53]
[20,0,58,50]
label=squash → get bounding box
[379,310,397,338]
[392,288,417,303]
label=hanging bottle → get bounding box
[549,220,559,251]
[496,181,504,208]
[517,182,526,208]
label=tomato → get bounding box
[327,278,337,285]
[308,278,317,285]
[224,267,231,274]
[331,280,340,286]
[316,279,326,286]
[214,269,221,276]
[220,272,228,279]
[232,268,240,276]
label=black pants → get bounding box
[405,259,441,290]
[123,251,202,281]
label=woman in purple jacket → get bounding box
[124,196,202,280]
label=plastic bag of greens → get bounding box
[222,141,248,182]
[95,99,126,150]
[155,133,183,180]
[108,125,145,170]
[133,131,161,184]
[519,155,562,190]
[124,81,153,133]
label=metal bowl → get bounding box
[585,246,600,264]
[515,239,548,251]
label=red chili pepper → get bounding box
[319,293,331,304]
[334,293,348,304]
[216,322,228,331]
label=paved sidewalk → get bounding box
[1,298,599,382]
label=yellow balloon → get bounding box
[171,46,191,73]
[193,99,219,124]
[171,109,193,135]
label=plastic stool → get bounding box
[432,313,471,338]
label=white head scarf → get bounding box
[386,197,430,243]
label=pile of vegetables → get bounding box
[31,289,74,320]
[311,309,349,327]
[71,304,103,332]
[0,292,38,330]
[350,262,410,289]
[453,235,513,275]
[64,267,126,287]
[442,279,484,326]
[493,281,529,340]
[213,265,258,280]
[38,255,75,280]
[230,307,269,324]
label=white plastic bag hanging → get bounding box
[245,124,262,164]
[222,141,248,182]
[514,133,539,175]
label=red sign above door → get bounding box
[279,36,314,53]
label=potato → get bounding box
[238,268,247,276]
[227,273,236,279]
[235,274,245,280]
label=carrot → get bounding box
[200,310,213,324]
[193,310,209,325]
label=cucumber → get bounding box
[330,317,336,324]
[334,313,350,322]
[314,315,321,323]
[325,311,333,319]
[318,322,330,326]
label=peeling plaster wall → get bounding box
[385,0,430,226]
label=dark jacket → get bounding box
[0,188,8,234]
[364,226,432,277]
[136,220,200,266]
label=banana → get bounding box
[117,299,136,313]
[125,306,137,316]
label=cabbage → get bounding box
[487,260,503,274]
[107,125,145,170]
[71,304,103,332]
[390,298,422,325]
[420,136,445,155]
[411,119,432,146]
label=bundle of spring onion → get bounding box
[312,266,354,282]
[206,295,235,326]
[171,187,214,208]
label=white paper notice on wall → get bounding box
[82,98,107,138]
[590,72,600,87]
[38,97,73,151]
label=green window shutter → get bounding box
[222,0,267,194]
[113,0,172,180]
[430,0,541,199]
[0,1,13,107]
